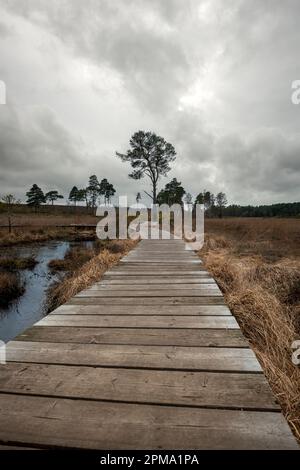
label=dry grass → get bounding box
[0,272,25,308]
[47,239,137,312]
[48,247,96,272]
[199,218,300,441]
[0,227,96,247]
[0,256,37,270]
[0,213,98,227]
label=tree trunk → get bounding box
[152,182,157,204]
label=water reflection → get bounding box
[0,240,93,343]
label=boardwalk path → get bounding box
[0,239,298,449]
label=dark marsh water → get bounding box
[0,240,93,343]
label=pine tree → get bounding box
[45,190,64,205]
[68,186,79,206]
[99,178,109,204]
[105,183,116,204]
[26,184,45,211]
[116,131,176,203]
[157,178,185,205]
[215,192,228,218]
[87,175,100,209]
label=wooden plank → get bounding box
[108,271,207,276]
[0,394,296,449]
[125,250,197,253]
[129,255,193,258]
[7,341,261,372]
[120,261,202,264]
[0,363,278,410]
[110,265,205,269]
[50,304,232,316]
[122,255,201,258]
[16,326,248,347]
[131,253,193,255]
[68,296,226,305]
[101,277,215,284]
[38,314,238,329]
[108,270,206,275]
[75,288,222,298]
[90,283,220,291]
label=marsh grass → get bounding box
[0,227,96,247]
[0,256,37,270]
[48,247,96,272]
[47,239,136,312]
[200,218,300,441]
[0,272,25,308]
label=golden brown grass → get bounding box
[0,272,25,308]
[48,247,96,272]
[0,256,37,270]
[0,227,96,247]
[200,218,300,441]
[47,239,137,312]
[0,213,98,227]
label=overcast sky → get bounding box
[0,0,300,205]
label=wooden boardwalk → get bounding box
[0,239,298,449]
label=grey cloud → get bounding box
[2,0,190,112]
[0,104,86,199]
[1,0,300,204]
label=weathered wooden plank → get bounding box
[0,363,278,410]
[117,266,205,271]
[16,326,248,347]
[122,252,198,255]
[122,255,201,263]
[50,304,232,316]
[129,255,193,258]
[0,394,296,449]
[68,296,226,305]
[100,277,215,284]
[120,260,202,264]
[75,288,222,298]
[131,250,192,252]
[38,314,238,329]
[90,283,220,291]
[7,341,261,372]
[108,271,207,276]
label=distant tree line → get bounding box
[24,175,116,212]
[221,202,300,218]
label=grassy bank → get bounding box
[47,239,137,312]
[0,256,37,307]
[0,227,97,247]
[200,218,300,441]
[0,272,25,308]
[48,246,96,272]
[0,256,37,270]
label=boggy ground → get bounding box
[199,218,300,441]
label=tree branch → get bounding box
[143,190,153,200]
